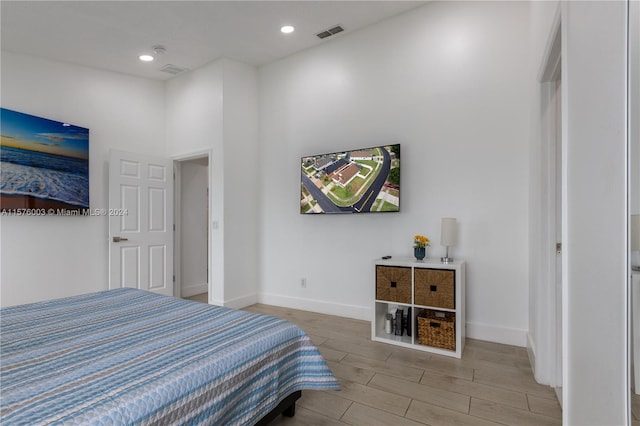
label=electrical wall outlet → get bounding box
[300,278,307,288]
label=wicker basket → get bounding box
[414,269,455,309]
[376,266,411,304]
[417,310,455,350]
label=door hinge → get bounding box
[556,242,562,254]
[173,275,175,283]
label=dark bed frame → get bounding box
[254,390,301,425]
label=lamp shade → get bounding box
[632,214,640,252]
[441,218,457,247]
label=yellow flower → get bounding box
[414,234,430,248]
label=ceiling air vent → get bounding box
[316,25,344,40]
[159,64,189,75]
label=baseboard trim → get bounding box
[527,333,537,374]
[466,321,528,347]
[554,386,563,408]
[223,293,259,309]
[226,292,527,347]
[181,282,207,298]
[258,293,371,321]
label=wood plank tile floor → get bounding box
[186,294,562,426]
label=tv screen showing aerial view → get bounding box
[300,144,400,214]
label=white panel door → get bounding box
[109,150,173,296]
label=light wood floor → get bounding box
[185,294,640,426]
[249,305,563,426]
[186,293,569,425]
[188,293,640,425]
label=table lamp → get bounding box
[440,217,457,263]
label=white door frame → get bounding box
[172,149,212,301]
[533,6,564,395]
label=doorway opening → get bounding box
[174,154,209,303]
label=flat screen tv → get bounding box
[300,144,400,214]
[0,108,89,214]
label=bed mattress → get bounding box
[0,288,339,425]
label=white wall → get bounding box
[165,58,259,307]
[0,51,165,307]
[631,0,640,220]
[165,59,225,303]
[563,1,628,424]
[221,59,259,307]
[258,1,534,345]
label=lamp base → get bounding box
[441,257,453,263]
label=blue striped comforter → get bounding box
[0,289,339,425]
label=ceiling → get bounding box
[1,1,426,81]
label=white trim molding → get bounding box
[257,293,527,347]
[466,321,528,348]
[223,293,259,310]
[180,282,208,298]
[259,293,371,321]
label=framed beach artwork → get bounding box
[0,108,89,214]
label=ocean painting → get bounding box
[0,108,89,213]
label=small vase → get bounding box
[414,246,426,261]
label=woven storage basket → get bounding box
[376,266,411,304]
[417,310,455,350]
[414,269,455,309]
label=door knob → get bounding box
[112,236,129,242]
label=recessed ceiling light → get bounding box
[139,54,154,62]
[280,25,295,34]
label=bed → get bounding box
[0,288,339,425]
